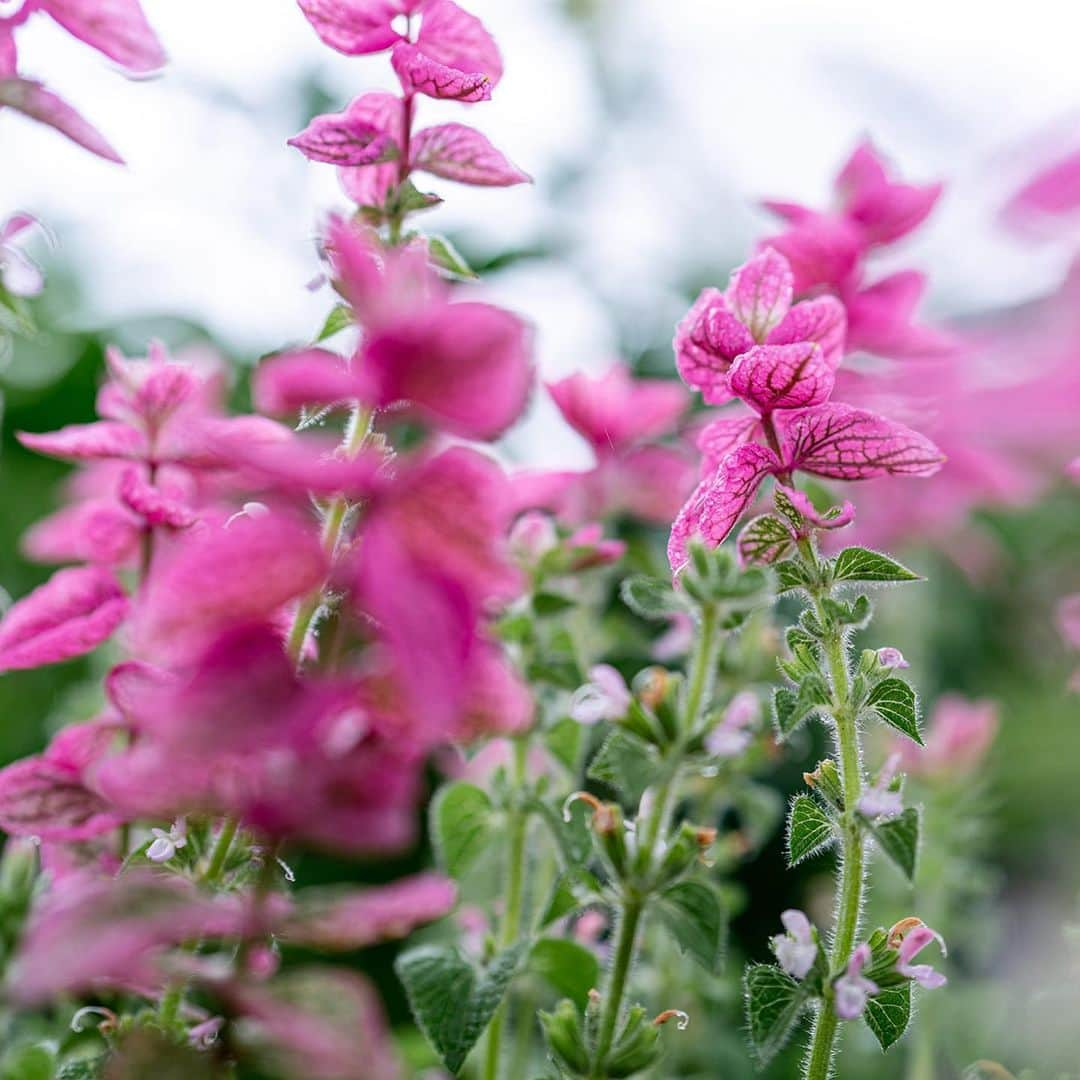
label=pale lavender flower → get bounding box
[857,752,904,821]
[833,943,878,1019]
[569,664,631,725]
[896,923,947,989]
[706,691,758,758]
[771,909,817,980]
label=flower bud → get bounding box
[539,999,591,1075]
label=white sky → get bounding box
[1,0,1078,467]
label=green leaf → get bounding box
[1,1045,54,1080]
[396,944,525,1074]
[863,982,912,1051]
[870,807,920,881]
[744,964,812,1065]
[832,547,921,584]
[737,514,795,566]
[428,234,477,279]
[774,559,814,593]
[431,782,494,879]
[544,715,582,773]
[866,678,923,744]
[315,303,352,342]
[772,674,831,740]
[529,938,600,1010]
[587,730,661,806]
[539,867,602,928]
[533,591,577,617]
[392,178,443,215]
[656,880,725,973]
[786,794,836,866]
[620,575,687,620]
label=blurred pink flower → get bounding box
[705,690,758,758]
[895,695,998,777]
[569,664,631,725]
[0,211,44,296]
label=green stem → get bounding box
[202,817,239,886]
[805,590,865,1080]
[286,405,371,667]
[484,737,530,1080]
[157,982,183,1029]
[590,895,644,1076]
[590,604,720,1077]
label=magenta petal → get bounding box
[21,498,141,566]
[288,110,394,166]
[608,446,696,525]
[668,443,779,571]
[724,248,794,341]
[410,122,529,186]
[0,78,123,163]
[673,288,751,404]
[42,0,166,74]
[696,413,760,474]
[296,0,403,55]
[254,349,365,414]
[391,42,492,102]
[134,512,328,661]
[728,343,835,414]
[360,301,532,440]
[118,469,194,528]
[415,0,502,85]
[281,873,456,949]
[0,566,128,672]
[780,403,945,480]
[333,92,406,206]
[17,421,145,461]
[0,757,116,841]
[547,364,687,454]
[768,295,847,370]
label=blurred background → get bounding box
[1,0,1078,1075]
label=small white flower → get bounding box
[569,664,631,725]
[147,818,187,863]
[771,909,818,980]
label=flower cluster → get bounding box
[0,1,538,1072]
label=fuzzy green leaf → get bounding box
[396,944,524,1074]
[774,559,814,593]
[587,730,661,806]
[863,982,912,1051]
[656,880,726,973]
[744,964,811,1065]
[539,867,602,928]
[786,794,836,866]
[866,678,923,744]
[431,782,494,879]
[529,938,600,1010]
[871,807,920,881]
[620,575,687,620]
[832,547,921,584]
[533,591,577,617]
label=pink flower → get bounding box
[675,249,846,406]
[214,968,401,1080]
[569,664,631,725]
[132,509,328,663]
[0,565,128,672]
[896,695,997,777]
[668,402,943,572]
[547,364,688,457]
[833,942,878,1020]
[8,870,245,1003]
[0,716,125,841]
[856,752,903,821]
[298,0,501,101]
[1004,146,1080,235]
[256,219,533,441]
[0,212,44,296]
[894,922,947,989]
[705,690,758,758]
[771,909,817,980]
[876,647,909,670]
[278,873,456,950]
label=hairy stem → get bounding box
[590,895,644,1075]
[805,587,865,1080]
[484,737,530,1080]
